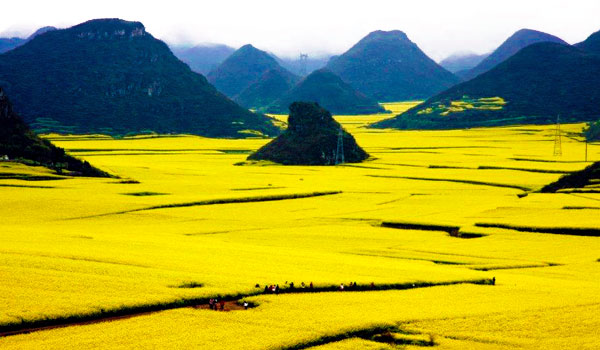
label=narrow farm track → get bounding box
[0,279,493,338]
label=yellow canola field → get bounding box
[2,277,598,349]
[1,103,599,348]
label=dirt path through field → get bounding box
[0,301,245,338]
[0,279,492,338]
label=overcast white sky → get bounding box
[2,0,599,60]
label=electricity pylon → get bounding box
[335,126,345,165]
[299,53,308,76]
[553,115,562,157]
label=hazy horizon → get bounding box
[2,0,600,61]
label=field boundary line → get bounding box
[475,222,600,236]
[366,175,532,191]
[65,191,343,220]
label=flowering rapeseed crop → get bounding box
[1,104,599,348]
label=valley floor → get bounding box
[1,102,599,349]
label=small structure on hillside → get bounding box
[247,102,369,165]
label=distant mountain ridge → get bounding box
[29,26,57,38]
[207,44,303,110]
[234,67,300,110]
[458,29,567,81]
[267,69,386,115]
[207,44,285,98]
[576,29,600,54]
[0,19,279,138]
[0,38,24,54]
[0,26,57,53]
[372,42,600,130]
[171,44,235,74]
[277,55,330,76]
[326,30,459,101]
[439,52,489,74]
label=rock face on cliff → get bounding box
[266,69,386,115]
[0,87,109,177]
[248,102,369,165]
[0,19,279,138]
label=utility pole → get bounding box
[299,53,308,76]
[553,115,562,157]
[335,126,345,165]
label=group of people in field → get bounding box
[208,298,250,311]
[208,298,225,311]
[258,281,378,294]
[260,281,314,294]
[210,278,495,312]
[338,282,367,291]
